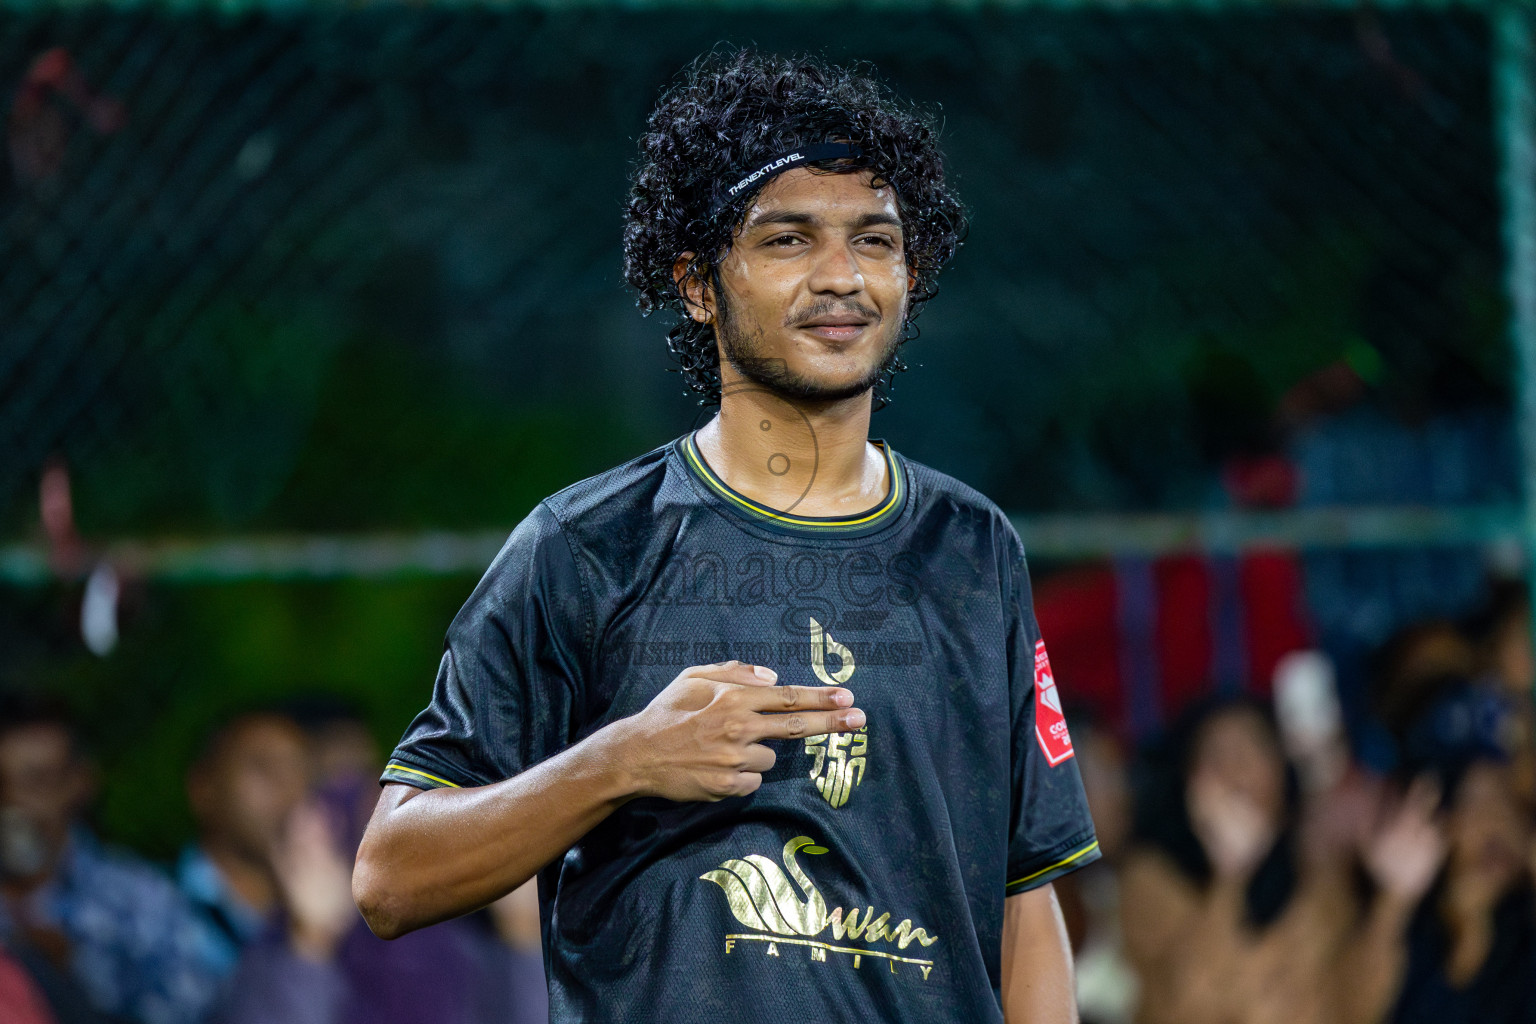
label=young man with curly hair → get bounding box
[355,50,1099,1023]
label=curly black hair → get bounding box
[623,49,968,410]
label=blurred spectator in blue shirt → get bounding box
[0,697,221,1024]
[177,712,311,980]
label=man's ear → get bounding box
[672,252,714,323]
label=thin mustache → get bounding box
[785,302,882,327]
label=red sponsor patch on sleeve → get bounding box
[1034,639,1075,766]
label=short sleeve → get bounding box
[1001,528,1101,895]
[382,502,591,791]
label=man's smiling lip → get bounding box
[800,324,867,341]
[795,314,875,341]
[800,314,871,326]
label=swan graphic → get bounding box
[700,836,939,950]
[700,835,829,937]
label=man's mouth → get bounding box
[796,313,876,342]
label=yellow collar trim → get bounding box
[682,432,903,530]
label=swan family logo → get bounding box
[700,836,939,978]
[804,617,868,808]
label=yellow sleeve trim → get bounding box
[383,762,462,789]
[1006,840,1100,890]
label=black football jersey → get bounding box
[383,429,1100,1022]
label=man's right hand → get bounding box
[611,660,865,802]
[355,659,865,939]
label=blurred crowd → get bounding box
[1060,580,1536,1024]
[0,696,547,1024]
[5,581,1536,1024]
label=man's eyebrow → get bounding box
[850,212,904,231]
[745,210,904,231]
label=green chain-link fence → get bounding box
[0,4,1517,541]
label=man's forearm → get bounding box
[353,720,640,938]
[354,660,862,940]
[1000,885,1078,1024]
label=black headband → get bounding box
[719,141,866,206]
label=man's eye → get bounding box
[766,235,804,247]
[858,236,896,249]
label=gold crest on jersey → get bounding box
[804,617,868,808]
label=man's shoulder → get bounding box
[900,452,1021,549]
[481,438,680,575]
[540,436,678,531]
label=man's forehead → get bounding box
[0,723,74,762]
[220,716,307,761]
[742,167,901,226]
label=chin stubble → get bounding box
[715,294,903,404]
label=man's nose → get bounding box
[807,240,865,297]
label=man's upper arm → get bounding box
[381,502,591,793]
[1000,524,1101,895]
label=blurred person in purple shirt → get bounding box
[204,699,547,1024]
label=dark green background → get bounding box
[0,7,1511,857]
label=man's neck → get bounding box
[200,840,278,915]
[694,384,888,518]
